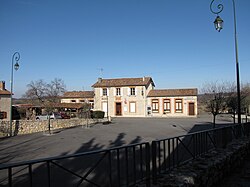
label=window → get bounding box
[163,99,171,113]
[116,88,121,96]
[129,102,136,113]
[103,88,107,96]
[89,100,94,109]
[152,99,159,113]
[175,99,183,113]
[90,103,94,109]
[71,100,76,103]
[130,87,135,95]
[80,100,85,103]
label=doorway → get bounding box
[188,103,195,116]
[115,102,122,116]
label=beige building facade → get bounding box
[92,77,198,118]
[147,89,198,117]
[92,77,155,117]
[61,91,94,109]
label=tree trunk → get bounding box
[213,114,216,128]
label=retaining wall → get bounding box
[0,118,103,136]
[155,138,250,187]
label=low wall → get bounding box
[155,138,250,187]
[0,118,104,136]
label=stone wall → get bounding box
[155,138,250,187]
[0,118,104,136]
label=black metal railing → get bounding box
[151,123,250,184]
[0,122,249,186]
[0,142,151,187]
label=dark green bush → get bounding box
[91,111,105,119]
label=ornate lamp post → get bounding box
[210,0,241,124]
[10,52,20,136]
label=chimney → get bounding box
[0,81,5,90]
[143,76,145,82]
[98,78,102,83]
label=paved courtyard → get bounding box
[0,114,233,165]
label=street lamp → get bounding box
[10,52,20,136]
[210,0,241,124]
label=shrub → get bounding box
[91,111,105,119]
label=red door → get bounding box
[188,103,195,115]
[116,103,122,116]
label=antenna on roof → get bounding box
[97,68,103,78]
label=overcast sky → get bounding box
[1,0,250,98]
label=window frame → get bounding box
[163,99,171,113]
[175,99,183,113]
[102,88,107,96]
[130,87,136,96]
[151,99,159,113]
[116,88,121,96]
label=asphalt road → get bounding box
[0,114,233,165]
[0,114,236,187]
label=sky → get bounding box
[0,0,250,98]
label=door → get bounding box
[116,102,122,116]
[188,103,195,116]
[102,102,108,117]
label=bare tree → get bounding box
[23,78,66,115]
[241,83,250,122]
[24,79,47,104]
[201,81,227,127]
[202,81,250,125]
[46,78,66,103]
[224,82,237,123]
[23,78,66,134]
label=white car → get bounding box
[36,113,62,120]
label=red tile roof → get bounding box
[148,88,198,97]
[0,89,11,95]
[62,91,94,98]
[15,103,86,109]
[50,103,86,109]
[92,77,155,87]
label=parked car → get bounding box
[50,112,62,119]
[60,112,70,119]
[36,113,62,120]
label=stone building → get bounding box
[0,81,11,120]
[147,89,198,117]
[61,91,95,109]
[92,77,155,117]
[92,77,198,118]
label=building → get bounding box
[92,77,155,117]
[61,91,95,109]
[0,81,11,120]
[92,76,198,117]
[147,89,198,117]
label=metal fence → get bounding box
[151,122,250,184]
[0,142,151,187]
[0,123,250,186]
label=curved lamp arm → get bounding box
[210,0,224,15]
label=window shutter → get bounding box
[135,87,137,96]
[128,88,130,96]
[107,88,109,96]
[121,88,123,96]
[100,88,103,96]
